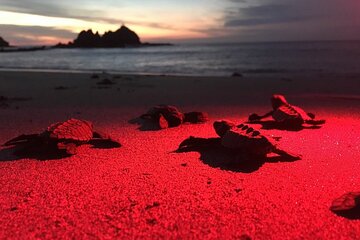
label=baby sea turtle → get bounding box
[179,120,301,160]
[215,121,301,160]
[140,105,209,129]
[141,105,184,127]
[3,118,121,157]
[330,192,360,219]
[248,94,325,127]
[183,111,209,124]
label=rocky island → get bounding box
[55,25,171,48]
[0,37,10,47]
[0,36,48,52]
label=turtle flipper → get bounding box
[140,113,153,120]
[3,134,40,146]
[307,112,315,119]
[57,142,78,155]
[177,136,221,152]
[272,147,302,161]
[248,111,274,122]
[92,131,109,139]
[90,131,121,148]
[304,119,326,125]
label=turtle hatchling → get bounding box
[3,118,121,157]
[178,119,301,160]
[248,94,325,127]
[215,121,301,160]
[140,105,209,129]
[141,105,184,128]
[330,192,360,219]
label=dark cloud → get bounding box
[222,0,360,41]
[0,0,176,32]
[0,0,116,24]
[225,4,308,27]
[1,0,360,43]
[224,0,359,27]
[228,0,248,3]
[224,2,318,27]
[0,0,75,18]
[0,24,76,45]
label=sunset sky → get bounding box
[0,0,359,45]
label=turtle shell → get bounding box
[220,123,274,156]
[272,104,307,125]
[184,111,209,123]
[46,118,93,142]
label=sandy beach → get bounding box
[0,70,359,239]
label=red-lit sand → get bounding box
[0,71,359,239]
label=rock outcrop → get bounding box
[68,25,141,48]
[0,37,9,47]
[73,30,102,48]
[101,26,141,47]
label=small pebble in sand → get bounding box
[97,78,116,85]
[54,86,69,90]
[145,202,160,210]
[91,74,99,79]
[239,234,251,240]
[146,218,158,225]
[232,72,243,77]
[0,95,8,101]
[0,95,9,108]
[9,207,18,212]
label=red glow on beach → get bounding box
[0,71,359,238]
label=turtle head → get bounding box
[213,120,236,137]
[271,94,288,109]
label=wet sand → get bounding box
[0,70,359,239]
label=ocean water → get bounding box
[0,41,360,77]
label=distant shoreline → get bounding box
[1,41,360,78]
[0,67,223,78]
[0,46,48,53]
[0,43,173,53]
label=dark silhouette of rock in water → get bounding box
[69,25,141,48]
[102,25,141,47]
[0,37,9,47]
[55,25,171,48]
[73,30,102,48]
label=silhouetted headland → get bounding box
[55,25,172,48]
[0,35,48,53]
[0,37,9,47]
